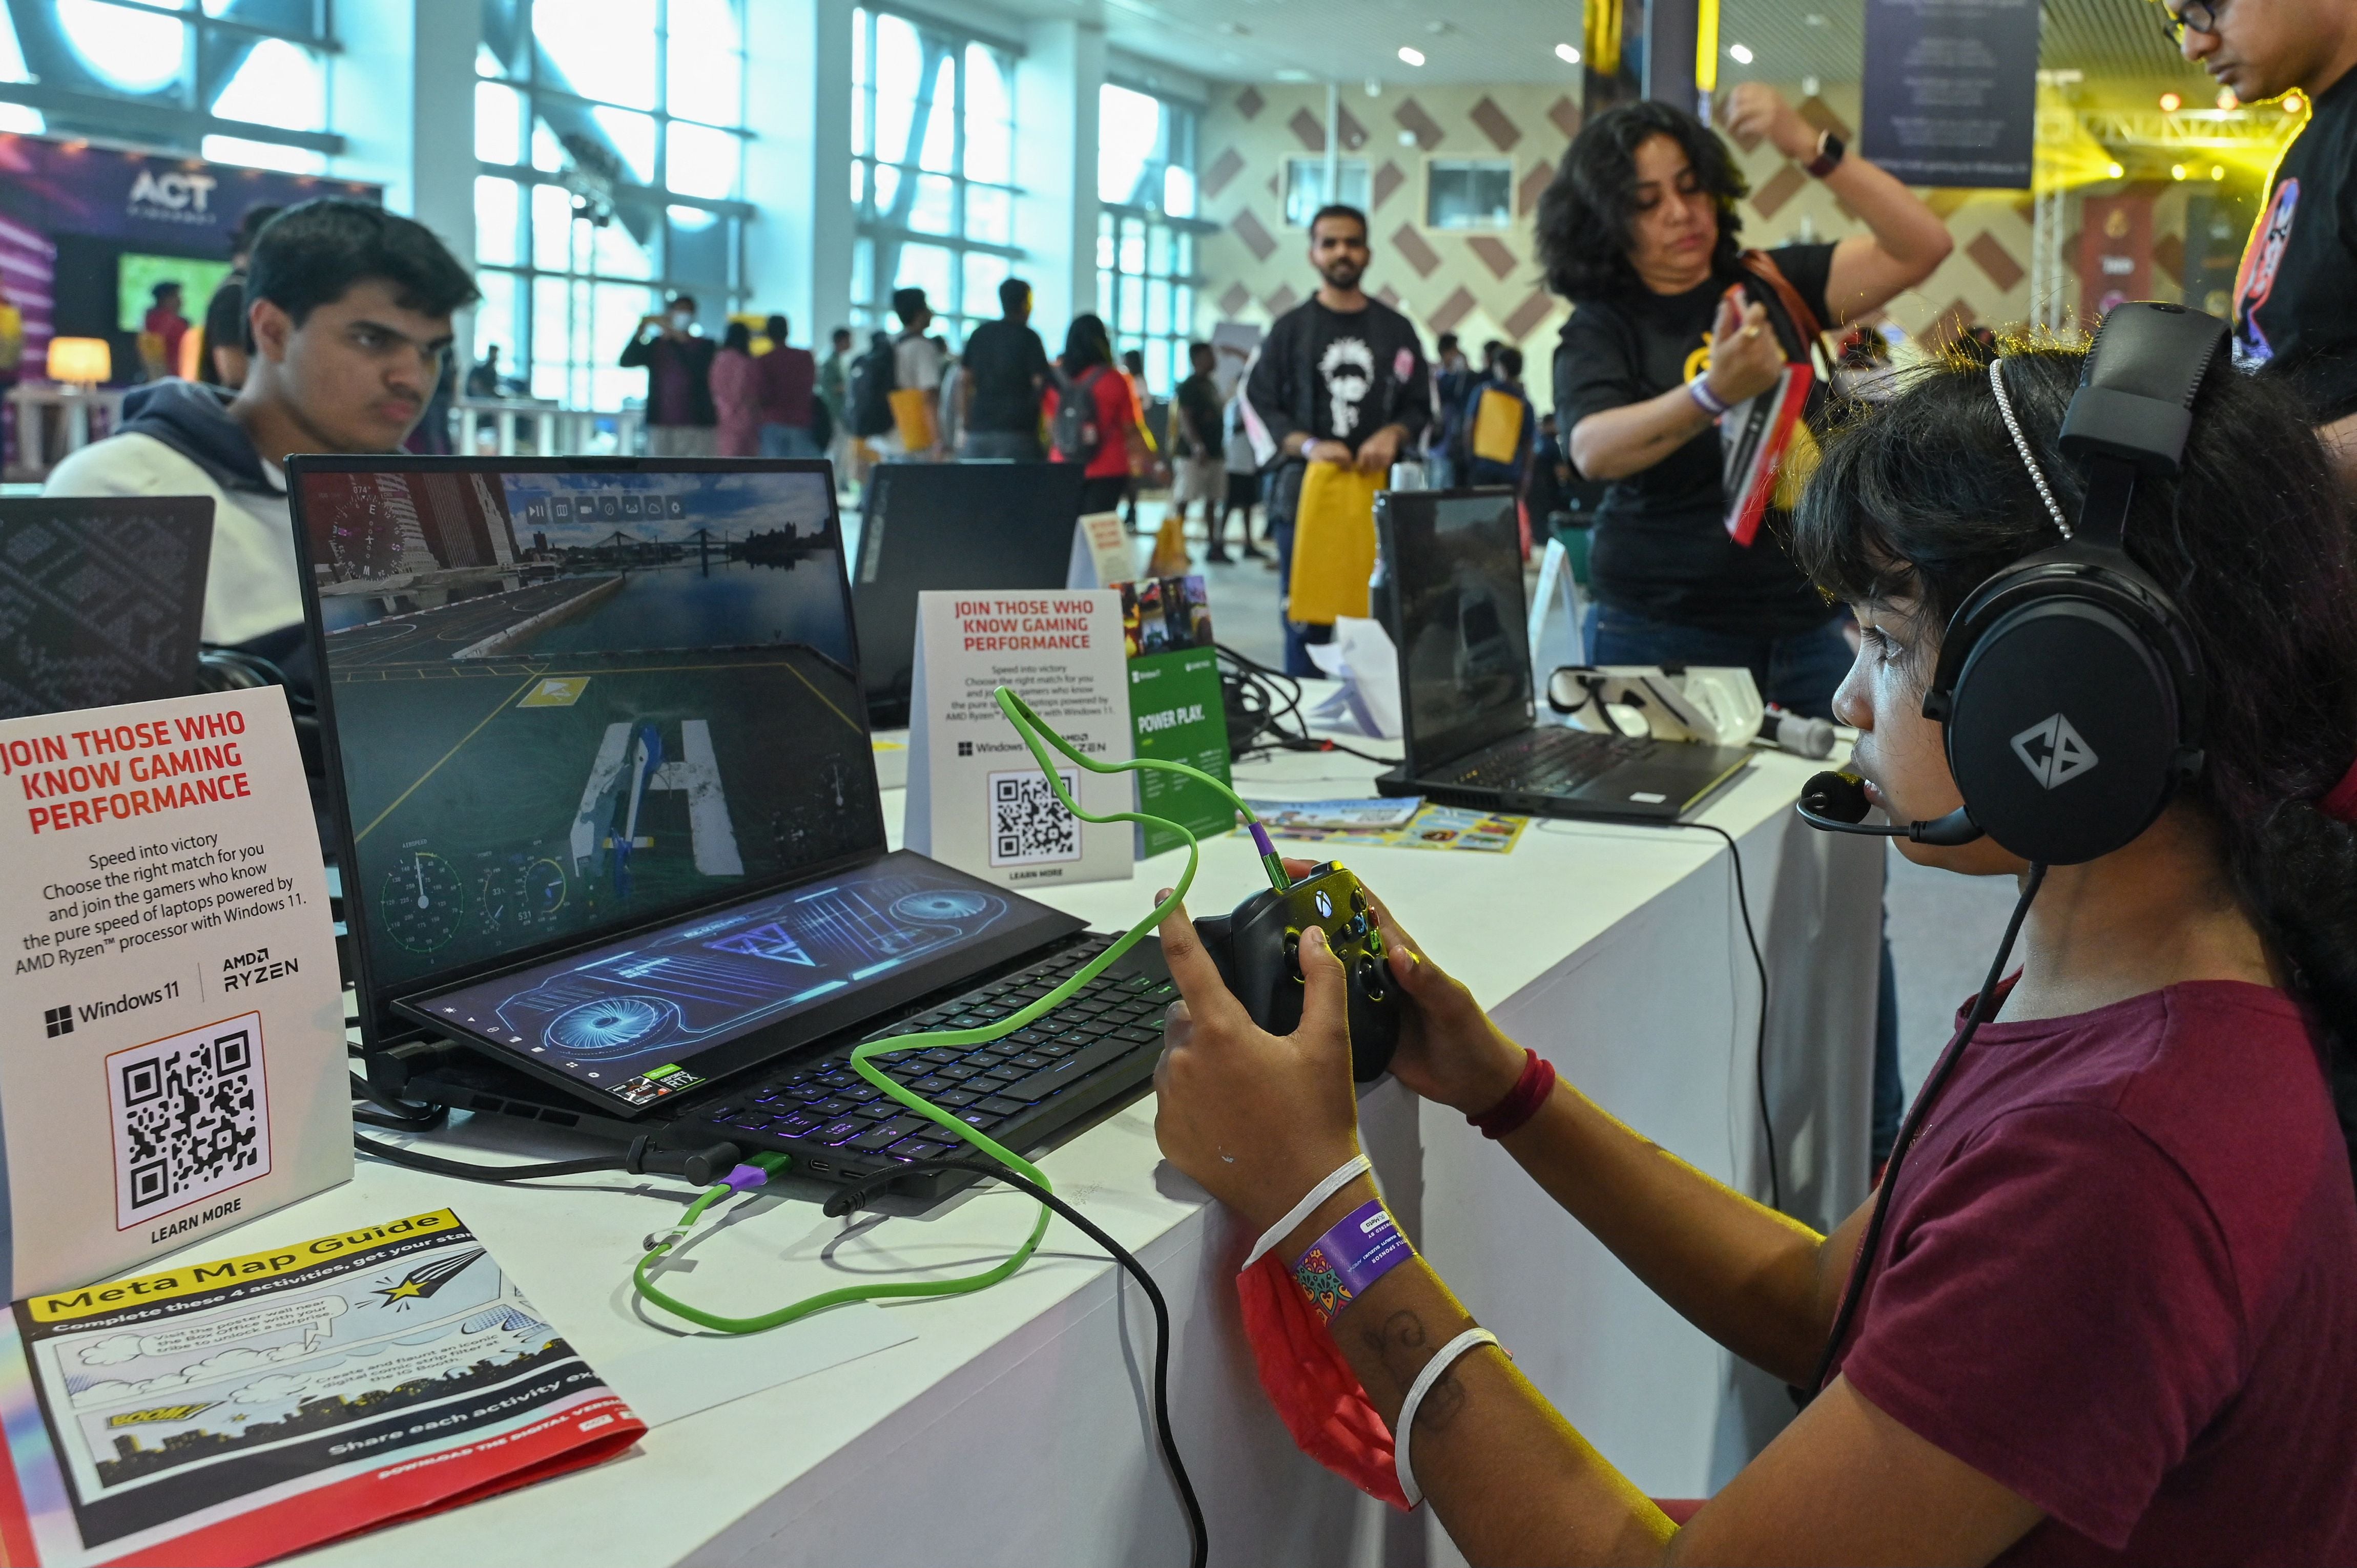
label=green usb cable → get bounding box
[631,685,1292,1333]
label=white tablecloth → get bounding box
[278,735,1878,1567]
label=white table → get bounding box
[274,736,1878,1567]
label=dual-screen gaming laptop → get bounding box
[1372,489,1754,822]
[291,456,1170,1197]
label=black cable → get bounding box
[355,1133,630,1183]
[1805,862,2047,1400]
[828,1155,1209,1568]
[353,1121,746,1187]
[349,1073,449,1131]
[1674,822,1781,1214]
[1217,641,1403,767]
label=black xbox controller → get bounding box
[1193,861,1401,1081]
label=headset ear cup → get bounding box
[1944,595,2184,864]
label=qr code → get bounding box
[990,768,1082,867]
[107,1012,272,1231]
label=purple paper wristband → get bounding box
[1291,1199,1414,1324]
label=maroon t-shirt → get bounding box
[1828,980,2357,1563]
[756,344,816,427]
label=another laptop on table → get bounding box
[289,455,1172,1198]
[1372,489,1753,823]
[0,496,212,718]
[852,461,1085,728]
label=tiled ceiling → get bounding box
[988,0,2217,91]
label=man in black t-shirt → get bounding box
[2188,0,2357,484]
[1244,204,1430,673]
[959,277,1052,462]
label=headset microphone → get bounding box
[1796,770,1986,846]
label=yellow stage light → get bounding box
[2106,160,2124,179]
[2170,163,2188,180]
[2159,91,2182,112]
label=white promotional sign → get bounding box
[904,589,1135,889]
[1064,511,1136,590]
[0,688,349,1299]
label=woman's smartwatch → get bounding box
[1805,130,1846,179]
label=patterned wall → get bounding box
[1197,80,2238,413]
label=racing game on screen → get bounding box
[302,466,880,995]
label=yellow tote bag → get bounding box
[1287,461,1386,625]
[1147,510,1192,578]
[1470,386,1525,466]
[887,386,936,450]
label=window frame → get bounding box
[0,0,343,157]
[1097,80,1211,398]
[1284,155,1371,228]
[849,5,1022,349]
[1423,156,1515,232]
[473,0,753,412]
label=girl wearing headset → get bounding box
[1150,340,2357,1562]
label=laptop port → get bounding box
[807,1159,832,1173]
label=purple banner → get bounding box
[0,134,378,250]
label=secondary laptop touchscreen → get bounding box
[1383,491,1532,764]
[406,848,1072,1107]
[298,462,883,1012]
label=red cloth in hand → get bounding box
[1235,1249,1411,1510]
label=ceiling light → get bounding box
[1274,67,1312,82]
[2217,87,2238,109]
[1397,46,1425,66]
[1555,42,1581,65]
[2106,160,2124,178]
[2210,164,2225,179]
[1728,43,1753,64]
[2170,162,2188,179]
[1803,74,1821,96]
[1365,77,1381,95]
[1804,11,1826,23]
[2158,91,2182,112]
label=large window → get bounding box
[849,7,1019,347]
[1097,82,1205,395]
[0,0,338,165]
[1285,157,1369,227]
[474,0,750,412]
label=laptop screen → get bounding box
[293,459,885,1022]
[404,847,1076,1111]
[851,462,1084,726]
[1378,490,1533,767]
[0,497,212,719]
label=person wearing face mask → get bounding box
[45,198,475,689]
[622,293,719,457]
[2179,0,2357,487]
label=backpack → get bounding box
[1052,366,1106,464]
[849,332,897,438]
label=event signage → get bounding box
[905,589,1135,888]
[1118,576,1235,861]
[0,688,349,1300]
[1860,0,2039,189]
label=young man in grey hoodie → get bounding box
[47,199,477,676]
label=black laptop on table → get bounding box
[0,496,212,719]
[1372,489,1753,823]
[288,455,1171,1198]
[853,461,1085,728]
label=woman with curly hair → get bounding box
[1539,87,1949,707]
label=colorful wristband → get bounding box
[1688,373,1729,418]
[1292,1199,1414,1323]
[1468,1048,1556,1140]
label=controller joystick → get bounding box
[1193,861,1401,1081]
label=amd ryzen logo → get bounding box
[2012,714,2099,789]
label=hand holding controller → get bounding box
[1193,861,1402,1081]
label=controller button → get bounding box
[1349,887,1367,914]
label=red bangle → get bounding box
[1467,1049,1555,1140]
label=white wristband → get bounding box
[1243,1154,1371,1269]
[1394,1327,1501,1509]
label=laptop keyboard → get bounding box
[691,938,1176,1167]
[1447,727,1652,793]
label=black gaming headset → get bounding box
[1799,301,2223,866]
